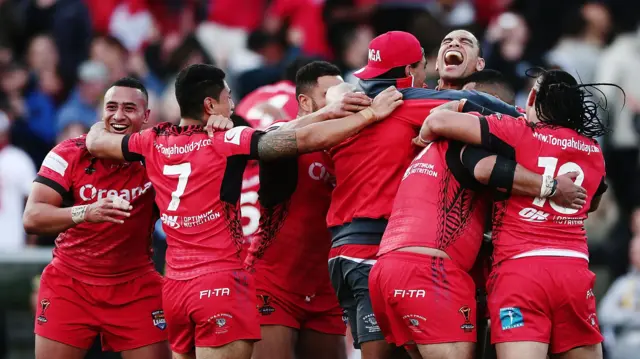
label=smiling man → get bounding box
[23,77,170,359]
[436,29,486,90]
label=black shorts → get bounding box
[328,256,384,348]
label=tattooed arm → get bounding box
[256,86,403,161]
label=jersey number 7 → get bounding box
[163,163,192,211]
[532,157,584,215]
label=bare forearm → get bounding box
[86,122,125,160]
[425,111,483,145]
[474,156,541,197]
[258,110,375,161]
[23,203,75,235]
[277,110,331,131]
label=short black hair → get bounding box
[462,70,515,104]
[110,77,149,103]
[284,56,316,83]
[295,61,342,98]
[174,64,227,121]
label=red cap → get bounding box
[353,31,423,80]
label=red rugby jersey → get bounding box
[479,114,607,265]
[239,160,261,260]
[35,136,155,285]
[122,123,261,280]
[234,81,298,131]
[247,122,335,294]
[378,141,490,271]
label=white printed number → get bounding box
[532,157,584,215]
[163,163,192,211]
[240,191,260,236]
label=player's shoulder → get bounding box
[51,135,89,158]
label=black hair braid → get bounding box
[527,68,625,139]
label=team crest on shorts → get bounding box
[151,310,166,330]
[458,306,475,332]
[499,307,524,330]
[208,313,233,334]
[257,295,275,316]
[37,299,50,325]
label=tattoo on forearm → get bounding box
[257,130,299,161]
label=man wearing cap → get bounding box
[326,30,521,359]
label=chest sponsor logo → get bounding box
[78,182,152,202]
[308,162,333,184]
[518,207,549,223]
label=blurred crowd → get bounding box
[1,0,640,358]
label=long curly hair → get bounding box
[526,68,625,138]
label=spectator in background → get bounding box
[23,0,93,85]
[599,234,640,359]
[56,60,108,133]
[594,22,640,280]
[89,35,164,95]
[0,110,37,252]
[546,2,611,83]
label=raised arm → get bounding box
[420,110,483,145]
[86,122,127,160]
[256,86,403,161]
[460,145,587,209]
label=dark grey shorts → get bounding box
[328,256,384,348]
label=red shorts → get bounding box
[35,264,166,351]
[254,275,345,335]
[369,252,477,346]
[488,257,603,353]
[163,269,261,354]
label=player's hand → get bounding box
[430,100,461,113]
[85,196,133,224]
[206,114,234,137]
[551,172,587,209]
[324,88,371,119]
[370,86,403,121]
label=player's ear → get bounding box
[203,97,218,116]
[298,94,313,114]
[143,109,150,124]
[476,57,485,71]
[527,88,537,107]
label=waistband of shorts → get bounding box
[502,254,590,267]
[329,218,387,247]
[380,250,454,265]
[50,257,155,286]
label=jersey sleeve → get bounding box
[478,114,529,157]
[122,128,156,162]
[212,126,263,158]
[595,176,608,197]
[35,140,78,197]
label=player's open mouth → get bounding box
[110,123,130,133]
[444,50,464,68]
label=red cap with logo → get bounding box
[353,31,423,80]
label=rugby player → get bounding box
[23,78,170,359]
[248,61,362,359]
[436,29,486,90]
[327,30,521,359]
[84,64,402,359]
[461,70,515,105]
[369,124,586,359]
[420,69,614,359]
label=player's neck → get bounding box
[179,118,203,127]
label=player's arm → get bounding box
[589,177,608,213]
[276,91,372,131]
[461,146,587,209]
[420,110,484,145]
[255,86,403,161]
[85,122,126,160]
[461,91,522,117]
